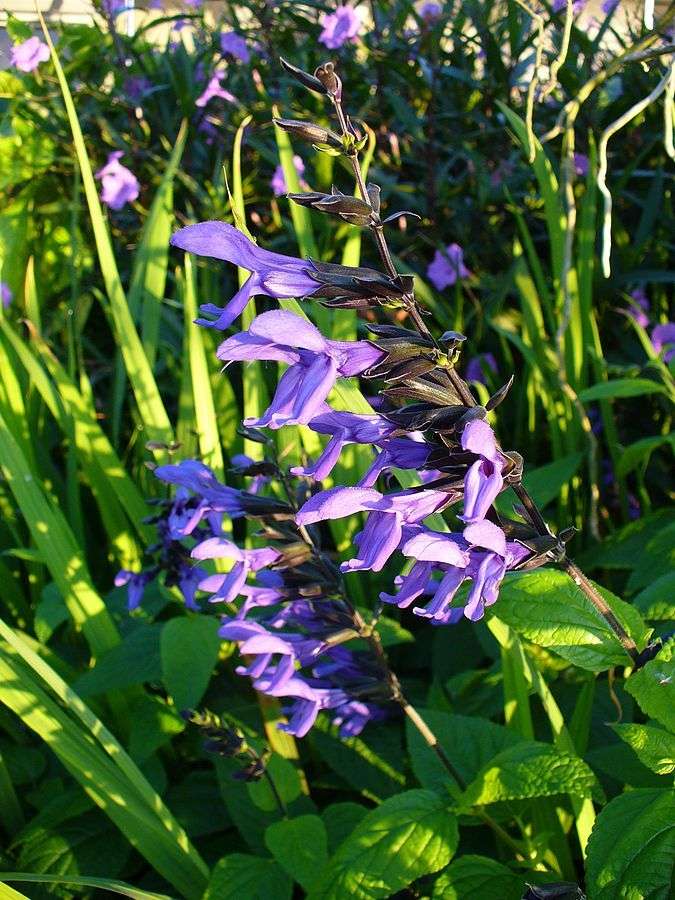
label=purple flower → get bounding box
[1,283,12,309]
[95,151,140,211]
[427,243,470,291]
[297,485,449,572]
[170,221,320,330]
[460,419,506,524]
[290,410,396,482]
[418,2,443,22]
[123,75,151,102]
[573,152,589,177]
[195,74,236,108]
[465,353,498,385]
[319,5,365,49]
[220,31,250,63]
[271,155,305,197]
[601,0,619,12]
[381,520,530,623]
[193,538,281,603]
[626,288,650,328]
[154,459,249,521]
[216,310,384,429]
[10,37,50,73]
[115,569,155,611]
[552,0,587,14]
[651,323,675,364]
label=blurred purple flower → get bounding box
[465,353,498,385]
[460,419,507,524]
[123,75,151,102]
[170,221,320,330]
[1,283,12,309]
[172,17,190,32]
[626,287,650,328]
[95,151,140,211]
[216,310,384,429]
[319,5,365,49]
[427,243,470,291]
[552,0,587,14]
[418,2,443,22]
[10,37,50,73]
[651,323,675,364]
[271,155,305,197]
[195,73,236,108]
[220,31,250,62]
[573,152,589,177]
[601,0,619,12]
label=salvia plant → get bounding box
[0,3,674,900]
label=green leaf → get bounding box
[579,509,674,571]
[520,452,584,509]
[613,723,675,776]
[406,710,523,796]
[246,754,302,812]
[320,803,368,853]
[204,854,292,900]
[0,874,171,900]
[16,814,128,880]
[128,695,185,763]
[265,815,329,892]
[627,522,675,593]
[375,616,414,647]
[633,572,675,621]
[160,617,221,712]
[432,855,526,900]
[617,433,675,478]
[308,790,458,900]
[585,788,675,900]
[73,624,162,697]
[458,742,596,808]
[495,570,645,671]
[578,378,667,402]
[5,16,33,42]
[34,584,69,644]
[624,644,675,733]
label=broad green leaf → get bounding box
[495,570,644,671]
[633,572,675,621]
[580,509,674,571]
[624,644,675,733]
[73,624,162,697]
[247,753,303,812]
[16,814,128,880]
[627,522,675,592]
[204,854,292,900]
[613,723,675,775]
[406,710,523,796]
[375,616,414,647]
[321,803,368,852]
[585,788,675,900]
[308,790,458,900]
[617,433,675,478]
[521,452,584,509]
[129,695,185,763]
[578,378,667,402]
[160,617,221,712]
[432,855,525,900]
[458,742,596,808]
[265,815,329,892]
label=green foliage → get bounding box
[308,790,459,900]
[432,855,526,900]
[204,854,292,900]
[585,789,675,900]
[160,616,221,712]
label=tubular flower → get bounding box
[427,243,470,291]
[11,37,50,72]
[459,419,507,524]
[216,310,384,429]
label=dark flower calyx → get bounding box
[288,188,373,225]
[486,375,514,411]
[239,493,294,519]
[231,459,277,477]
[384,402,482,432]
[308,260,411,300]
[280,57,328,95]
[314,61,342,98]
[273,118,343,150]
[232,758,267,782]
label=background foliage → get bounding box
[0,1,673,898]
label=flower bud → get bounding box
[273,118,343,150]
[280,57,328,95]
[314,61,342,99]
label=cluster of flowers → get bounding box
[117,455,394,738]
